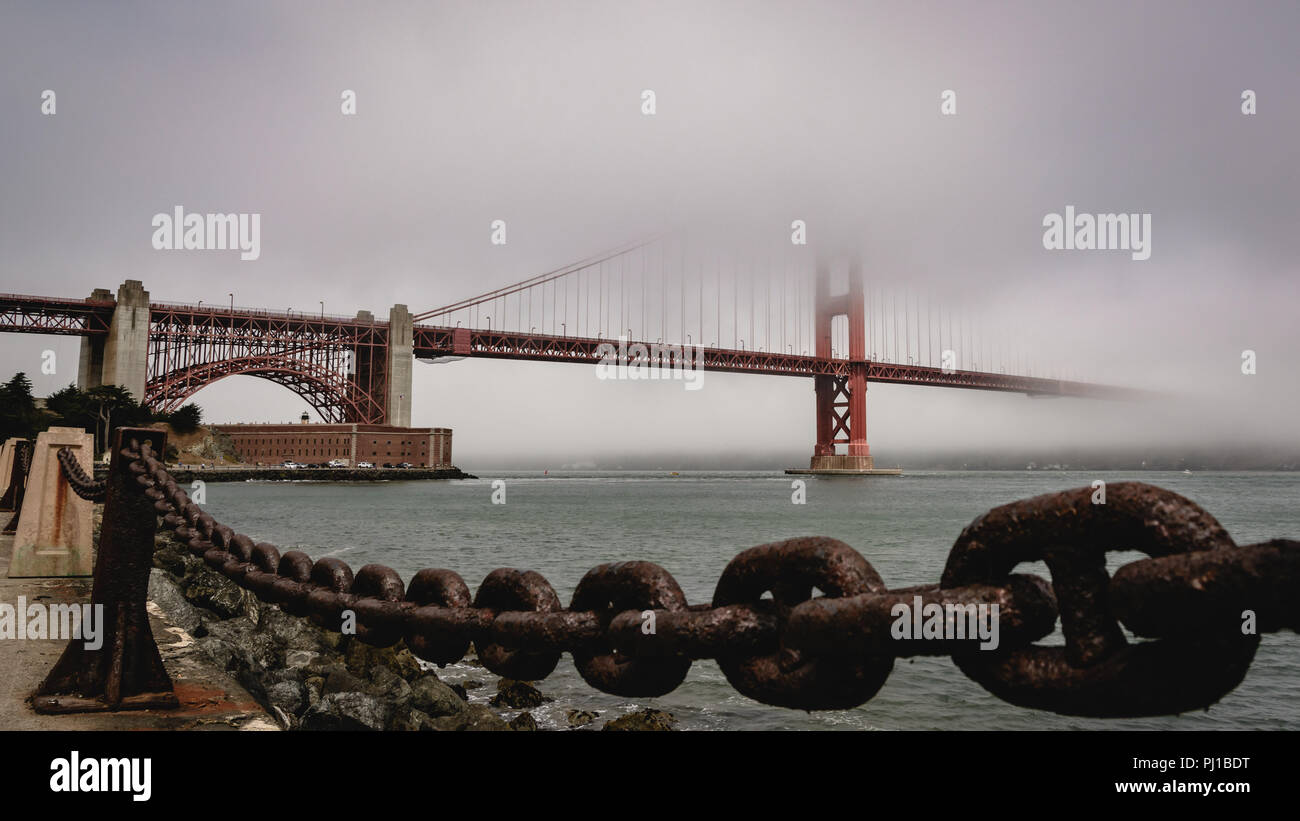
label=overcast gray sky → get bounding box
[2,1,1297,467]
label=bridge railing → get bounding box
[37,427,1299,717]
[0,292,116,306]
[149,300,384,325]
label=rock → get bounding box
[602,709,677,732]
[285,649,322,670]
[182,568,245,619]
[202,619,278,674]
[147,569,202,634]
[321,668,368,696]
[388,647,425,681]
[462,679,484,690]
[270,704,295,730]
[194,635,235,670]
[264,667,304,686]
[260,607,328,652]
[428,703,510,731]
[490,679,551,709]
[198,615,251,645]
[509,712,538,731]
[237,588,261,622]
[266,681,305,716]
[567,709,598,728]
[310,661,350,680]
[390,707,440,731]
[409,675,467,718]
[449,683,468,702]
[304,676,325,708]
[152,543,188,577]
[232,633,281,674]
[340,638,422,680]
[301,692,392,731]
[366,666,412,708]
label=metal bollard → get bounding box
[1,439,32,533]
[31,427,179,714]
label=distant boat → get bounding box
[670,472,680,476]
[1182,469,1192,474]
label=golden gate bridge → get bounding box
[0,236,1136,472]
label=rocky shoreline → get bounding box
[148,532,675,731]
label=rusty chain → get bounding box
[112,437,1295,716]
[56,446,106,502]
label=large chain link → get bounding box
[124,439,1295,716]
[56,446,106,502]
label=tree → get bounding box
[84,385,153,453]
[45,383,94,431]
[0,373,41,442]
[167,403,202,434]
[1,375,188,454]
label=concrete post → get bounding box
[387,304,413,427]
[0,438,17,504]
[9,427,95,577]
[100,280,150,401]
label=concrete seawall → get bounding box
[94,466,477,483]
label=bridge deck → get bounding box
[411,325,1128,398]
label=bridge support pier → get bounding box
[789,257,899,476]
[386,304,413,427]
[78,282,149,402]
[76,289,112,392]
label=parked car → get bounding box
[381,463,394,468]
[357,461,374,469]
[397,462,413,469]
[327,459,349,468]
[281,461,302,469]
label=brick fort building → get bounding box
[215,416,452,467]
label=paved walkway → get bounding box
[0,533,276,730]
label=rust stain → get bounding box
[51,455,66,544]
[171,680,262,715]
